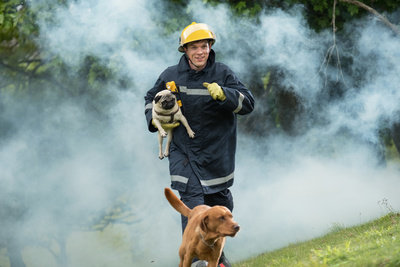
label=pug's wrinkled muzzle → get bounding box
[162,98,176,110]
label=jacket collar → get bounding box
[177,49,215,72]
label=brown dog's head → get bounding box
[200,206,240,237]
[154,90,178,111]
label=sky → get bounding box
[1,0,400,266]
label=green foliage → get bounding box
[347,4,359,16]
[199,0,399,33]
[232,1,262,17]
[0,1,38,63]
[1,1,46,98]
[310,0,328,12]
[235,1,246,12]
[204,0,263,17]
[0,0,124,118]
[283,0,400,31]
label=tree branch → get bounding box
[312,0,348,88]
[0,60,74,96]
[340,0,400,36]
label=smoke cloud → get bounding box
[1,0,400,266]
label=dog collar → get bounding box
[154,108,179,123]
[199,232,217,250]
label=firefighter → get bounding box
[144,22,255,267]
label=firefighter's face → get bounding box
[184,40,211,71]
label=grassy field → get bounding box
[233,211,400,267]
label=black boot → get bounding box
[218,251,232,267]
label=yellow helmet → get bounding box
[178,22,216,52]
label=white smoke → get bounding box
[1,0,400,266]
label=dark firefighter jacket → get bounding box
[144,50,255,194]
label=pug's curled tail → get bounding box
[164,187,191,218]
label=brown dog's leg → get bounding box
[182,255,194,267]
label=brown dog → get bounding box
[164,187,240,267]
[152,90,195,159]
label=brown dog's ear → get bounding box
[154,95,162,104]
[200,215,209,232]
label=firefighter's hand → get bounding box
[203,82,226,101]
[152,119,180,130]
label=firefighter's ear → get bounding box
[154,95,162,104]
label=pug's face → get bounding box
[154,90,177,111]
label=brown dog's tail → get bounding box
[164,187,191,218]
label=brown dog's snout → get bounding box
[226,223,240,237]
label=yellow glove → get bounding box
[203,82,226,101]
[152,120,180,130]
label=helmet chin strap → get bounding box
[184,53,201,71]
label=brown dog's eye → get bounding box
[219,216,225,221]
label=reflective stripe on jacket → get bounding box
[144,50,255,194]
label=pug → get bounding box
[152,90,195,159]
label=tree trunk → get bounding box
[391,122,400,153]
[7,238,26,267]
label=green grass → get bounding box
[233,212,400,267]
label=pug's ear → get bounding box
[154,95,162,104]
